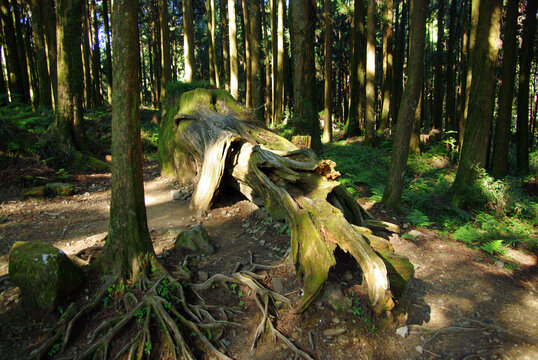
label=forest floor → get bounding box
[0,160,537,360]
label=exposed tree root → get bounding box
[31,256,314,360]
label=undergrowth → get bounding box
[323,138,537,255]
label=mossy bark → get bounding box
[99,0,155,279]
[159,88,413,314]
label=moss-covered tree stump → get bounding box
[158,88,413,314]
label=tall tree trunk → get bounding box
[445,0,457,132]
[11,0,30,102]
[42,0,57,108]
[365,0,376,145]
[241,0,251,107]
[228,0,238,97]
[459,0,478,149]
[250,0,263,121]
[90,0,101,106]
[432,0,445,131]
[345,0,366,138]
[322,0,332,143]
[159,0,171,105]
[220,0,229,90]
[82,0,93,108]
[491,0,518,178]
[290,0,321,155]
[451,0,502,208]
[22,16,38,105]
[30,0,52,107]
[391,0,407,132]
[100,0,154,279]
[0,0,25,101]
[380,0,393,133]
[56,0,86,149]
[102,0,112,103]
[515,0,536,174]
[206,0,218,87]
[183,0,195,82]
[262,4,271,125]
[151,0,161,105]
[382,0,426,209]
[271,0,284,125]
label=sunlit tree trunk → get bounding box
[262,5,271,125]
[159,0,171,105]
[345,0,366,138]
[271,0,284,125]
[82,0,93,108]
[382,0,426,209]
[42,0,57,107]
[445,0,457,133]
[516,0,536,174]
[433,0,445,131]
[250,0,263,121]
[183,0,195,82]
[452,0,502,208]
[380,0,393,133]
[102,0,112,102]
[322,0,333,143]
[365,0,376,145]
[100,0,155,279]
[242,0,251,107]
[0,0,25,101]
[56,0,86,149]
[228,0,238,97]
[290,0,321,155]
[391,0,407,133]
[491,0,518,178]
[206,0,219,87]
[30,0,52,107]
[90,0,101,106]
[220,0,229,90]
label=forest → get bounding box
[0,0,537,359]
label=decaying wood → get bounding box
[158,88,413,314]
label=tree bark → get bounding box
[206,0,219,87]
[365,0,376,145]
[183,0,196,82]
[452,0,502,208]
[159,88,413,314]
[90,0,101,106]
[322,0,333,143]
[445,0,457,133]
[241,0,251,107]
[290,0,321,155]
[42,0,57,107]
[159,0,171,105]
[82,0,93,108]
[491,0,518,178]
[228,0,238,97]
[56,0,86,150]
[391,0,407,133]
[345,0,366,138]
[382,0,426,209]
[515,0,536,174]
[10,0,30,103]
[100,0,154,279]
[262,5,272,125]
[250,0,263,121]
[379,0,393,133]
[102,0,112,102]
[220,0,229,90]
[271,0,284,125]
[432,0,445,131]
[0,0,25,101]
[30,0,52,107]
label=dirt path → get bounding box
[1,164,537,359]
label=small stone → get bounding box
[415,346,423,354]
[332,317,340,324]
[198,271,209,282]
[407,229,424,238]
[396,326,408,338]
[343,271,353,282]
[291,331,300,339]
[493,260,504,268]
[271,277,284,293]
[221,210,227,216]
[337,336,349,345]
[323,328,346,337]
[259,239,266,246]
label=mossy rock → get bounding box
[8,241,84,313]
[175,225,215,255]
[23,182,75,198]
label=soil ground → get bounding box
[0,161,537,360]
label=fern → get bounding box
[406,209,434,227]
[480,240,506,255]
[453,224,481,244]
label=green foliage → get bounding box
[480,240,506,255]
[165,81,213,104]
[405,209,434,228]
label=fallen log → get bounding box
[158,88,413,313]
